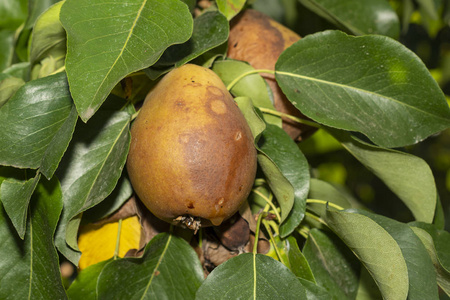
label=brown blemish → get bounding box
[188,202,195,209]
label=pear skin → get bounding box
[127,64,257,229]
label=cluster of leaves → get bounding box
[0,0,450,299]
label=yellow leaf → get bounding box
[78,216,141,270]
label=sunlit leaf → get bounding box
[216,0,246,20]
[303,228,360,299]
[213,59,281,126]
[297,0,400,38]
[324,209,409,300]
[0,76,25,108]
[330,129,437,223]
[78,216,140,270]
[55,109,131,265]
[97,233,203,300]
[0,72,77,179]
[0,176,67,299]
[196,253,306,299]
[276,30,450,148]
[60,0,193,121]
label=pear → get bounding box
[126,64,257,230]
[228,9,316,141]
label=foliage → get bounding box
[0,0,450,299]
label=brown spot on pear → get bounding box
[127,64,257,229]
[227,9,317,141]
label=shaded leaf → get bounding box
[355,266,383,300]
[410,222,450,295]
[0,30,14,71]
[324,209,409,300]
[302,228,360,299]
[216,0,246,20]
[286,236,315,282]
[82,174,133,222]
[157,11,229,67]
[196,253,306,299]
[2,62,30,81]
[67,259,112,300]
[355,209,439,300]
[329,129,437,223]
[299,278,332,300]
[0,172,40,239]
[29,1,66,66]
[297,0,400,38]
[60,0,193,121]
[235,96,266,140]
[307,178,352,217]
[0,0,27,30]
[55,109,131,265]
[97,233,203,300]
[24,0,61,30]
[258,123,309,234]
[78,216,140,270]
[276,30,450,148]
[213,59,281,126]
[0,176,67,299]
[0,72,77,179]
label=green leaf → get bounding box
[0,176,67,299]
[2,62,30,81]
[258,123,309,233]
[29,1,66,66]
[67,258,112,299]
[0,30,14,71]
[355,266,383,300]
[0,172,40,239]
[213,59,282,127]
[329,129,437,223]
[0,72,78,179]
[97,233,203,300]
[24,0,61,30]
[235,96,266,140]
[286,236,315,282]
[410,225,450,296]
[355,209,439,300]
[196,253,306,299]
[157,11,229,67]
[275,30,450,148]
[60,0,193,121]
[302,228,360,299]
[55,109,131,265]
[216,0,246,20]
[297,0,400,38]
[0,0,27,30]
[82,174,133,223]
[307,178,352,217]
[0,76,25,108]
[299,278,332,300]
[324,209,409,300]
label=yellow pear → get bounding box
[126,64,257,230]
